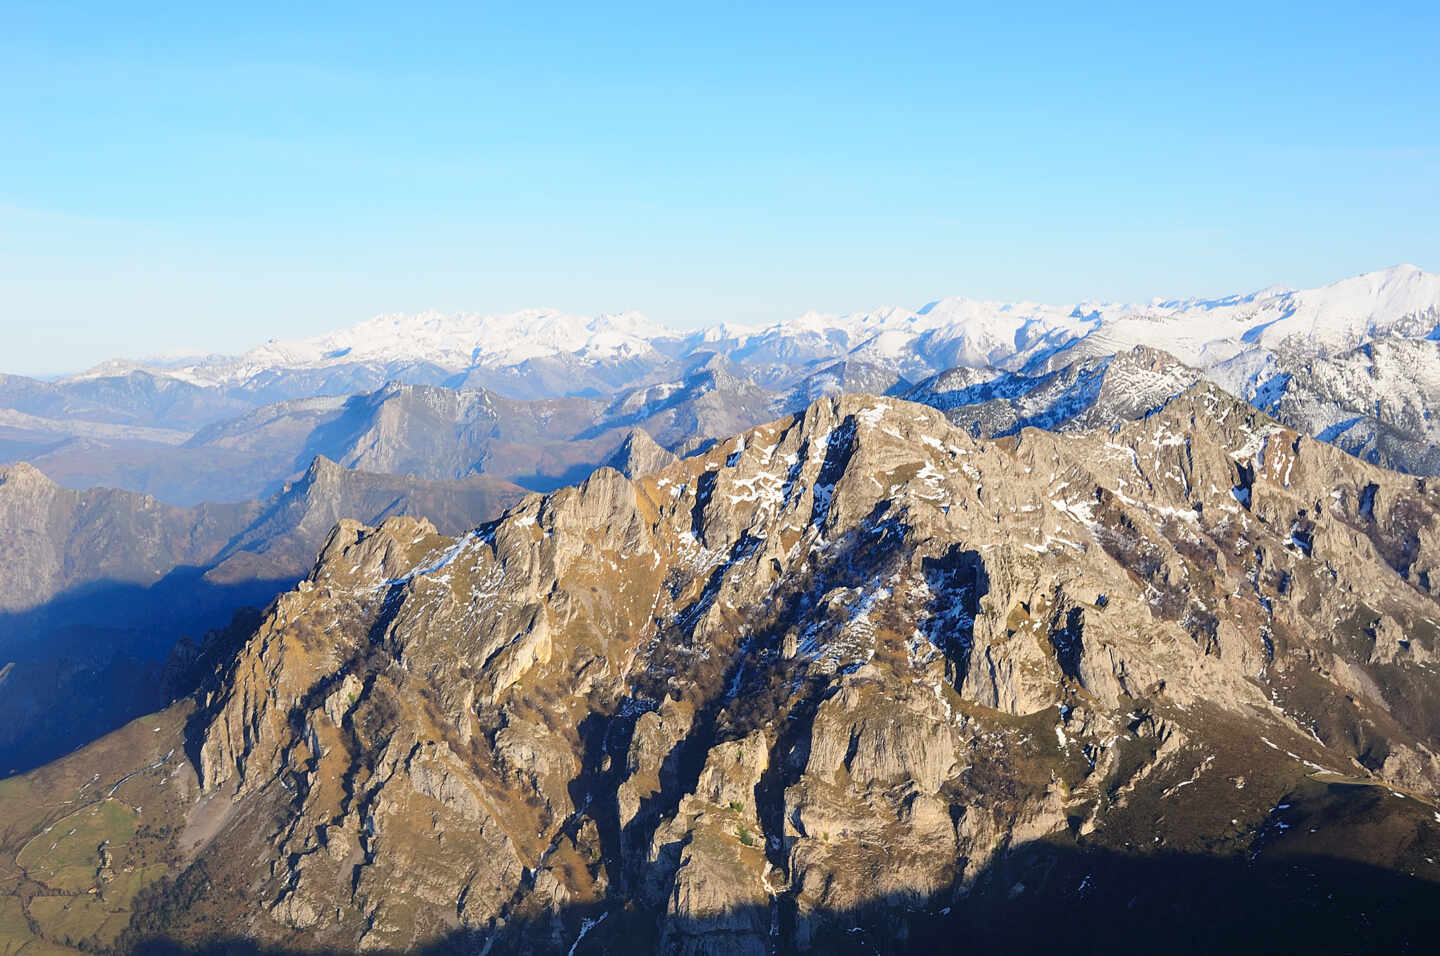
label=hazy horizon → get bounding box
[8,261,1433,380]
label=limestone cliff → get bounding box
[38,389,1440,953]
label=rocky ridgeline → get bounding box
[176,387,1440,952]
[1253,336,1440,476]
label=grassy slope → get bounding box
[0,705,194,954]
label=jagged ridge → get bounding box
[167,387,1440,952]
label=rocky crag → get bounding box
[5,388,1440,953]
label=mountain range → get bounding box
[1,265,1440,953]
[2,386,1438,953]
[59,264,1440,398]
[4,267,1439,506]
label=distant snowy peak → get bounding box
[135,308,676,386]
[697,296,1115,375]
[1203,264,1436,344]
[1059,264,1440,374]
[1252,264,1440,347]
[246,308,671,369]
[66,265,1440,395]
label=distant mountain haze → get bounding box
[4,267,1439,508]
[0,458,524,774]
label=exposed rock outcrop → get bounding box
[606,428,681,479]
[118,389,1440,951]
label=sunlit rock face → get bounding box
[58,388,1440,953]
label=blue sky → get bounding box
[2,1,1437,374]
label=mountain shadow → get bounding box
[0,570,295,775]
[117,840,1440,955]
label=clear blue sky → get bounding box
[2,1,1437,374]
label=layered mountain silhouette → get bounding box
[2,267,1440,953]
[0,458,524,774]
[1,388,1437,952]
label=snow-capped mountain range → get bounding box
[76,265,1440,399]
[15,262,1440,505]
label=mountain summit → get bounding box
[8,388,1435,953]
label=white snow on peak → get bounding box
[66,265,1440,390]
[130,308,676,385]
[248,308,670,368]
[1090,264,1440,371]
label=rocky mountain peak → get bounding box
[605,428,680,479]
[299,453,345,488]
[0,459,55,491]
[171,387,1440,951]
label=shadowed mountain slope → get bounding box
[0,460,524,775]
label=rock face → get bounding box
[906,346,1201,439]
[1245,336,1440,476]
[202,454,527,585]
[605,429,680,479]
[907,338,1440,486]
[777,360,911,413]
[125,389,1440,952]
